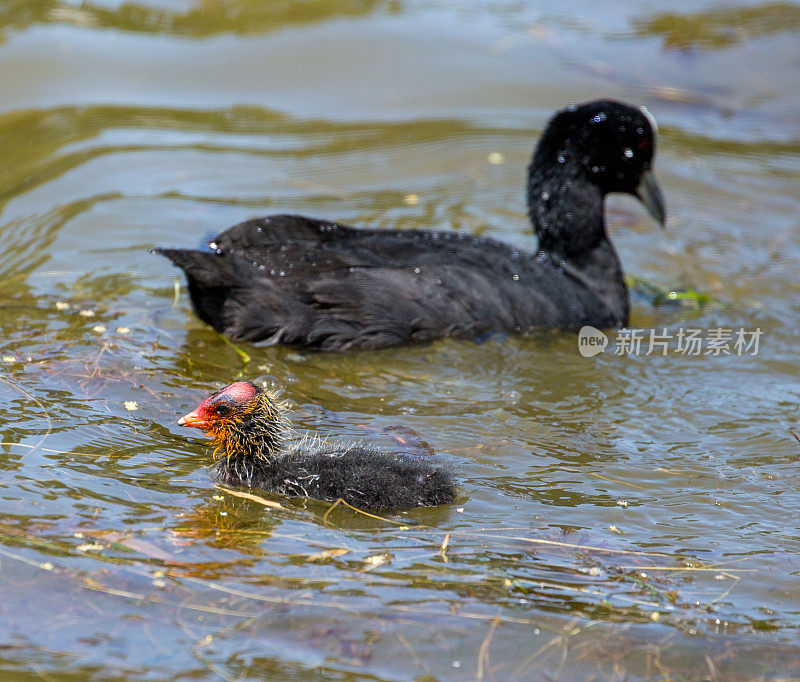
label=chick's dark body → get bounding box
[180,382,457,509]
[213,441,457,509]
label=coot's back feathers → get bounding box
[158,100,666,350]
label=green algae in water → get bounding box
[626,275,717,309]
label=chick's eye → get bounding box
[216,403,231,416]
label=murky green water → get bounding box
[1,1,799,679]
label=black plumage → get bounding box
[158,100,666,350]
[178,381,457,509]
[213,443,457,510]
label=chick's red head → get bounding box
[178,381,258,433]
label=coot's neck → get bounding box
[528,155,608,257]
[527,159,628,324]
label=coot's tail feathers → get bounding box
[154,248,254,333]
[157,247,323,344]
[154,243,472,350]
[155,248,250,287]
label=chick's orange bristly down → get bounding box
[178,381,457,510]
[179,381,287,464]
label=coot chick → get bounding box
[158,99,666,350]
[178,381,457,509]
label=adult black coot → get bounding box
[158,100,666,350]
[178,381,456,509]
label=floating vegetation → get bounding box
[633,3,800,49]
[626,275,716,308]
[487,151,505,165]
[219,334,252,365]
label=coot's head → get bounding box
[178,381,287,459]
[529,100,666,255]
